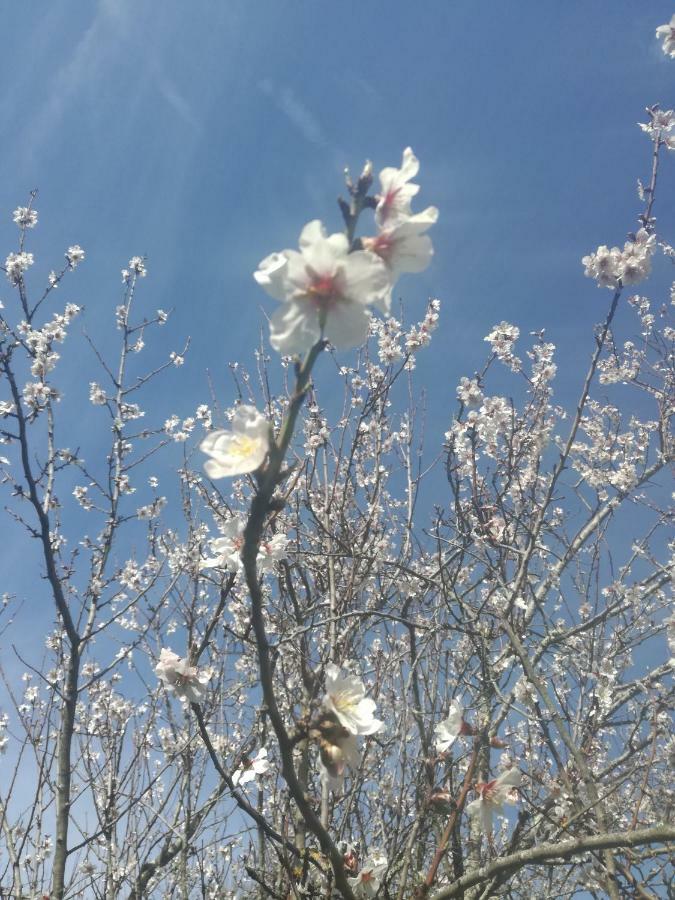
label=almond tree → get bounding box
[0,17,673,900]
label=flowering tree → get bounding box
[0,19,673,900]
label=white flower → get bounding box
[466,767,521,833]
[375,147,422,229]
[348,853,387,899]
[582,245,621,289]
[66,245,85,268]
[257,532,288,572]
[129,256,147,276]
[434,700,467,753]
[254,220,389,355]
[155,648,209,703]
[5,252,34,284]
[13,207,38,229]
[322,663,382,735]
[200,518,245,571]
[232,747,269,786]
[456,376,483,407]
[362,206,438,310]
[200,406,270,478]
[656,15,675,57]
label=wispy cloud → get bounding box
[259,78,327,147]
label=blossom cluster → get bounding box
[254,148,437,355]
[582,228,655,289]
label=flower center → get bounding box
[478,779,497,801]
[231,435,258,459]
[306,272,339,308]
[364,233,394,260]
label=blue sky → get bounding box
[1,1,674,621]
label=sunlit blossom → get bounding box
[232,747,269,787]
[434,700,471,753]
[254,220,389,355]
[466,767,521,833]
[362,206,438,310]
[375,147,422,229]
[200,405,270,478]
[348,853,387,898]
[200,517,245,571]
[656,15,675,57]
[322,663,382,735]
[155,648,209,704]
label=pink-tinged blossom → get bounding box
[656,16,675,57]
[434,700,472,753]
[155,649,209,704]
[200,518,245,571]
[232,747,269,787]
[375,147,422,229]
[323,664,383,735]
[466,768,521,833]
[257,532,288,572]
[200,405,270,478]
[362,206,439,310]
[348,853,387,899]
[254,220,389,355]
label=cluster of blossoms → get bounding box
[656,15,675,58]
[200,516,287,573]
[484,321,521,370]
[17,304,81,378]
[121,255,147,282]
[638,105,675,149]
[254,148,437,356]
[582,228,655,289]
[12,206,38,229]
[5,251,34,284]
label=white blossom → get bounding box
[5,252,34,284]
[66,245,85,268]
[257,532,288,572]
[656,15,675,57]
[348,853,387,898]
[200,518,245,571]
[200,406,270,478]
[375,146,422,229]
[232,748,269,786]
[466,767,521,833]
[13,206,38,229]
[322,664,382,735]
[434,700,465,752]
[155,648,209,704]
[254,220,389,355]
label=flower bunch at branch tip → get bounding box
[254,147,438,355]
